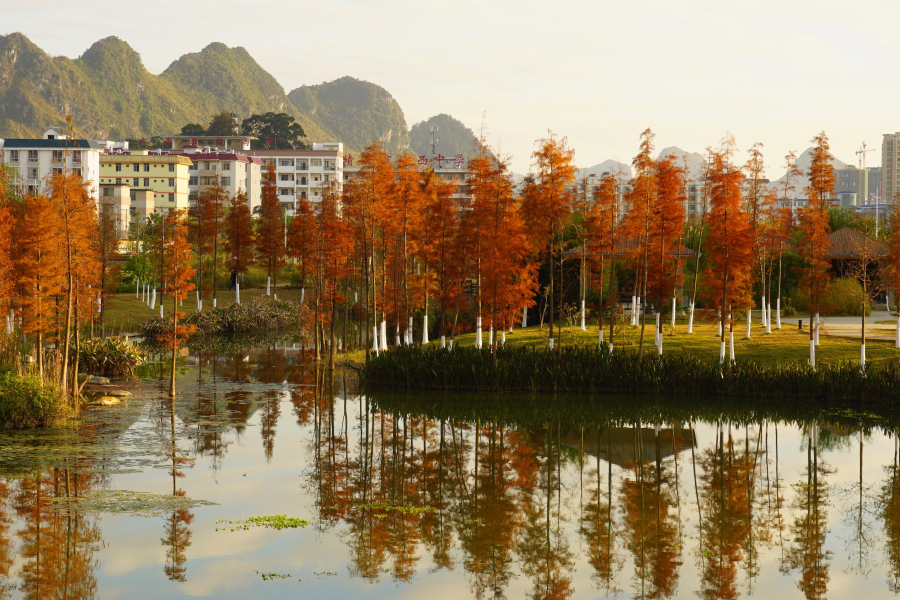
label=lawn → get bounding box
[101,287,306,334]
[425,318,899,367]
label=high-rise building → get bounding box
[882,133,900,201]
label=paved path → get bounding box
[795,310,898,342]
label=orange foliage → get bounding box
[158,210,197,396]
[225,190,254,274]
[702,149,755,335]
[797,132,835,324]
[256,163,285,284]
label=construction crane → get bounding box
[856,141,876,203]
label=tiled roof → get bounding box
[829,227,890,259]
[3,139,101,149]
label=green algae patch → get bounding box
[50,490,218,517]
[216,515,310,532]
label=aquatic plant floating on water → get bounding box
[216,515,311,532]
[49,490,218,517]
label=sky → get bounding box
[3,0,898,178]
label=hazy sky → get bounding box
[4,0,897,177]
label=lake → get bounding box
[1,346,899,599]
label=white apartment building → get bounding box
[0,127,102,199]
[176,146,263,211]
[882,133,900,202]
[245,142,344,214]
[343,153,471,202]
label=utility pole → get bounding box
[856,141,876,208]
[430,125,439,166]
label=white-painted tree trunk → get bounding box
[300,288,305,304]
[395,325,401,347]
[489,326,494,346]
[810,339,816,368]
[476,317,482,348]
[671,297,676,328]
[631,295,637,326]
[761,295,767,328]
[894,313,900,350]
[236,283,241,304]
[745,310,751,339]
[160,303,163,318]
[501,331,506,347]
[609,343,614,353]
[717,317,722,337]
[274,293,277,301]
[422,315,429,344]
[580,300,586,331]
[150,289,156,310]
[136,279,140,299]
[522,307,527,328]
[213,298,217,308]
[776,298,782,329]
[196,291,200,307]
[598,327,604,346]
[198,299,203,312]
[266,276,271,296]
[409,317,413,344]
[655,313,661,349]
[687,302,695,334]
[441,335,446,348]
[380,320,387,352]
[729,328,735,363]
[658,324,663,355]
[97,295,102,314]
[549,337,554,350]
[449,339,454,350]
[373,326,379,354]
[815,313,820,346]
[765,301,772,334]
[719,341,726,364]
[861,343,866,371]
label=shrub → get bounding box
[827,277,870,317]
[361,344,900,406]
[139,299,304,339]
[0,373,72,430]
[79,338,143,378]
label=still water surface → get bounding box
[2,348,900,599]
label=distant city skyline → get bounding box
[3,0,897,178]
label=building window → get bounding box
[73,168,82,178]
[133,164,140,172]
[144,163,150,172]
[221,177,231,187]
[222,162,231,171]
[71,151,81,163]
[168,178,175,187]
[189,176,198,186]
[169,163,175,172]
[52,150,65,162]
[103,187,114,197]
[189,161,197,171]
[115,163,122,172]
[297,162,308,170]
[280,159,293,167]
[324,160,335,170]
[116,178,122,184]
[280,174,292,181]
[27,150,38,163]
[311,159,322,167]
[300,177,307,185]
[144,178,150,187]
[133,178,139,186]
[8,150,19,163]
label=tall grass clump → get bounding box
[362,345,900,406]
[0,372,73,430]
[79,338,143,378]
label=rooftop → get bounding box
[3,139,101,149]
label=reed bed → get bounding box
[362,345,900,406]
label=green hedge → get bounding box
[362,345,900,406]
[0,373,73,430]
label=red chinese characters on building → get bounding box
[190,137,197,146]
[418,155,427,165]
[216,137,224,146]
[164,137,172,146]
[454,154,464,168]
[345,154,354,166]
[267,137,276,148]
[434,154,445,166]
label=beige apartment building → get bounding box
[99,150,192,212]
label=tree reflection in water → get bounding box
[14,350,900,598]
